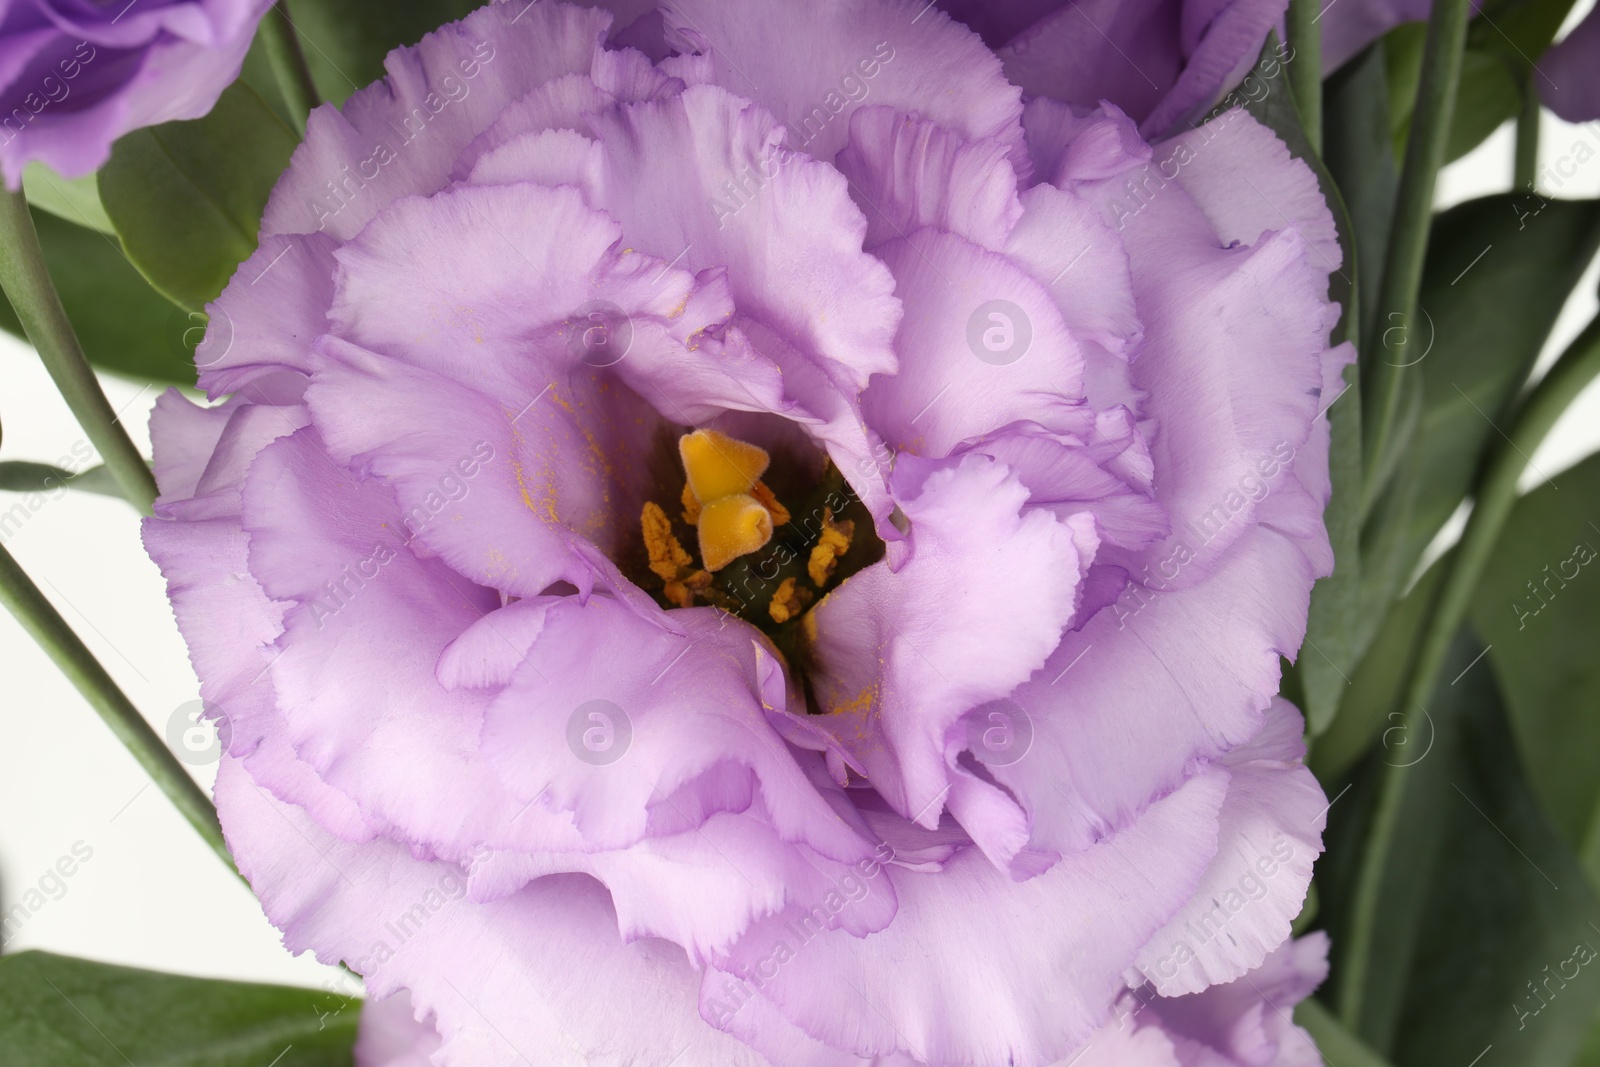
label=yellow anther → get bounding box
[680,429,770,504]
[768,577,810,624]
[675,429,792,573]
[681,482,702,526]
[750,480,791,526]
[642,501,693,581]
[807,508,854,587]
[698,493,774,572]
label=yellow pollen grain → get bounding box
[750,480,790,526]
[807,508,854,587]
[681,482,702,526]
[642,501,693,581]
[768,577,810,625]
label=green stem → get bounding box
[0,541,234,873]
[1286,0,1324,155]
[260,1,320,131]
[1338,312,1600,1033]
[0,189,157,514]
[1514,75,1541,193]
[1359,0,1472,515]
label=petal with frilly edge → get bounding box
[988,525,1317,858]
[481,596,872,864]
[586,84,902,520]
[659,0,1027,170]
[214,756,778,1067]
[835,106,1023,252]
[995,0,1288,139]
[1134,699,1325,996]
[194,232,339,397]
[862,228,1088,457]
[306,337,652,607]
[1003,182,1143,359]
[261,2,610,239]
[239,428,557,856]
[805,453,1094,833]
[465,805,896,966]
[355,992,442,1067]
[705,768,1228,1066]
[1138,933,1330,1066]
[1073,118,1335,589]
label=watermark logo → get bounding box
[167,699,231,766]
[567,699,632,765]
[965,698,1034,766]
[565,300,633,368]
[966,299,1031,366]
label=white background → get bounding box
[4,12,1600,992]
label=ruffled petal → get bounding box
[998,0,1287,138]
[261,2,610,238]
[467,806,895,966]
[355,992,442,1067]
[1004,182,1143,358]
[586,84,902,515]
[239,428,533,853]
[214,757,778,1067]
[805,453,1094,839]
[862,228,1088,457]
[195,231,339,397]
[1082,131,1334,587]
[835,106,1023,251]
[989,526,1317,857]
[306,336,643,604]
[659,0,1026,170]
[1140,933,1329,1067]
[480,597,872,862]
[1134,700,1324,995]
[705,768,1229,1066]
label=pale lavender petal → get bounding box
[805,453,1095,843]
[836,106,1023,251]
[659,0,1027,169]
[1134,700,1325,995]
[355,992,442,1067]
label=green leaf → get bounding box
[0,461,122,498]
[1310,551,1446,784]
[21,163,113,234]
[1393,194,1600,586]
[1320,633,1600,1059]
[1387,0,1579,163]
[1470,452,1600,887]
[0,950,359,1066]
[99,80,297,311]
[276,0,484,107]
[1319,632,1477,1052]
[0,208,204,383]
[1384,638,1600,1066]
[1325,40,1397,333]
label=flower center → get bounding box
[636,429,882,635]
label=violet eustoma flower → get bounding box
[145,1,1348,1063]
[0,0,274,187]
[1540,3,1600,122]
[935,0,1292,138]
